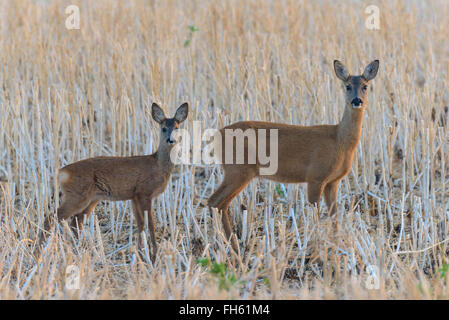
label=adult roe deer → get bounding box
[208,60,379,252]
[39,102,189,262]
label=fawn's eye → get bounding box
[162,128,167,133]
[346,85,351,91]
[362,85,368,91]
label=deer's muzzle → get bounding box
[351,98,363,108]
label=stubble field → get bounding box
[0,0,448,299]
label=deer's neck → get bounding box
[337,105,365,151]
[155,146,175,173]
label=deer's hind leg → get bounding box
[208,168,255,253]
[56,179,97,224]
[70,201,99,233]
[57,195,93,221]
[39,194,92,247]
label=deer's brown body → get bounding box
[217,120,359,184]
[58,154,172,205]
[39,103,189,261]
[208,60,379,252]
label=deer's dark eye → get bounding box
[346,85,351,91]
[162,128,167,133]
[362,85,368,91]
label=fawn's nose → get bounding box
[351,98,363,108]
[166,138,175,144]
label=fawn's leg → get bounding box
[137,196,157,262]
[324,180,339,216]
[132,196,154,262]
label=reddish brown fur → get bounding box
[208,60,379,253]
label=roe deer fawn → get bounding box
[39,102,189,262]
[208,60,379,252]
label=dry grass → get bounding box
[0,0,448,299]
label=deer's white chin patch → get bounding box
[352,105,362,109]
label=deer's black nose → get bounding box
[351,98,363,107]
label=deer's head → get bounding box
[151,102,189,148]
[334,60,379,110]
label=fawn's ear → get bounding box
[174,102,189,123]
[334,60,350,81]
[362,60,379,81]
[151,103,166,124]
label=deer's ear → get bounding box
[174,102,189,123]
[334,60,349,81]
[151,103,166,124]
[362,60,379,81]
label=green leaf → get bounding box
[275,184,285,197]
[438,260,449,279]
[264,277,270,287]
[196,258,211,267]
[188,25,199,32]
[211,262,227,276]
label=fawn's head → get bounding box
[151,102,189,148]
[334,60,379,110]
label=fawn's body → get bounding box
[40,103,189,261]
[208,60,379,252]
